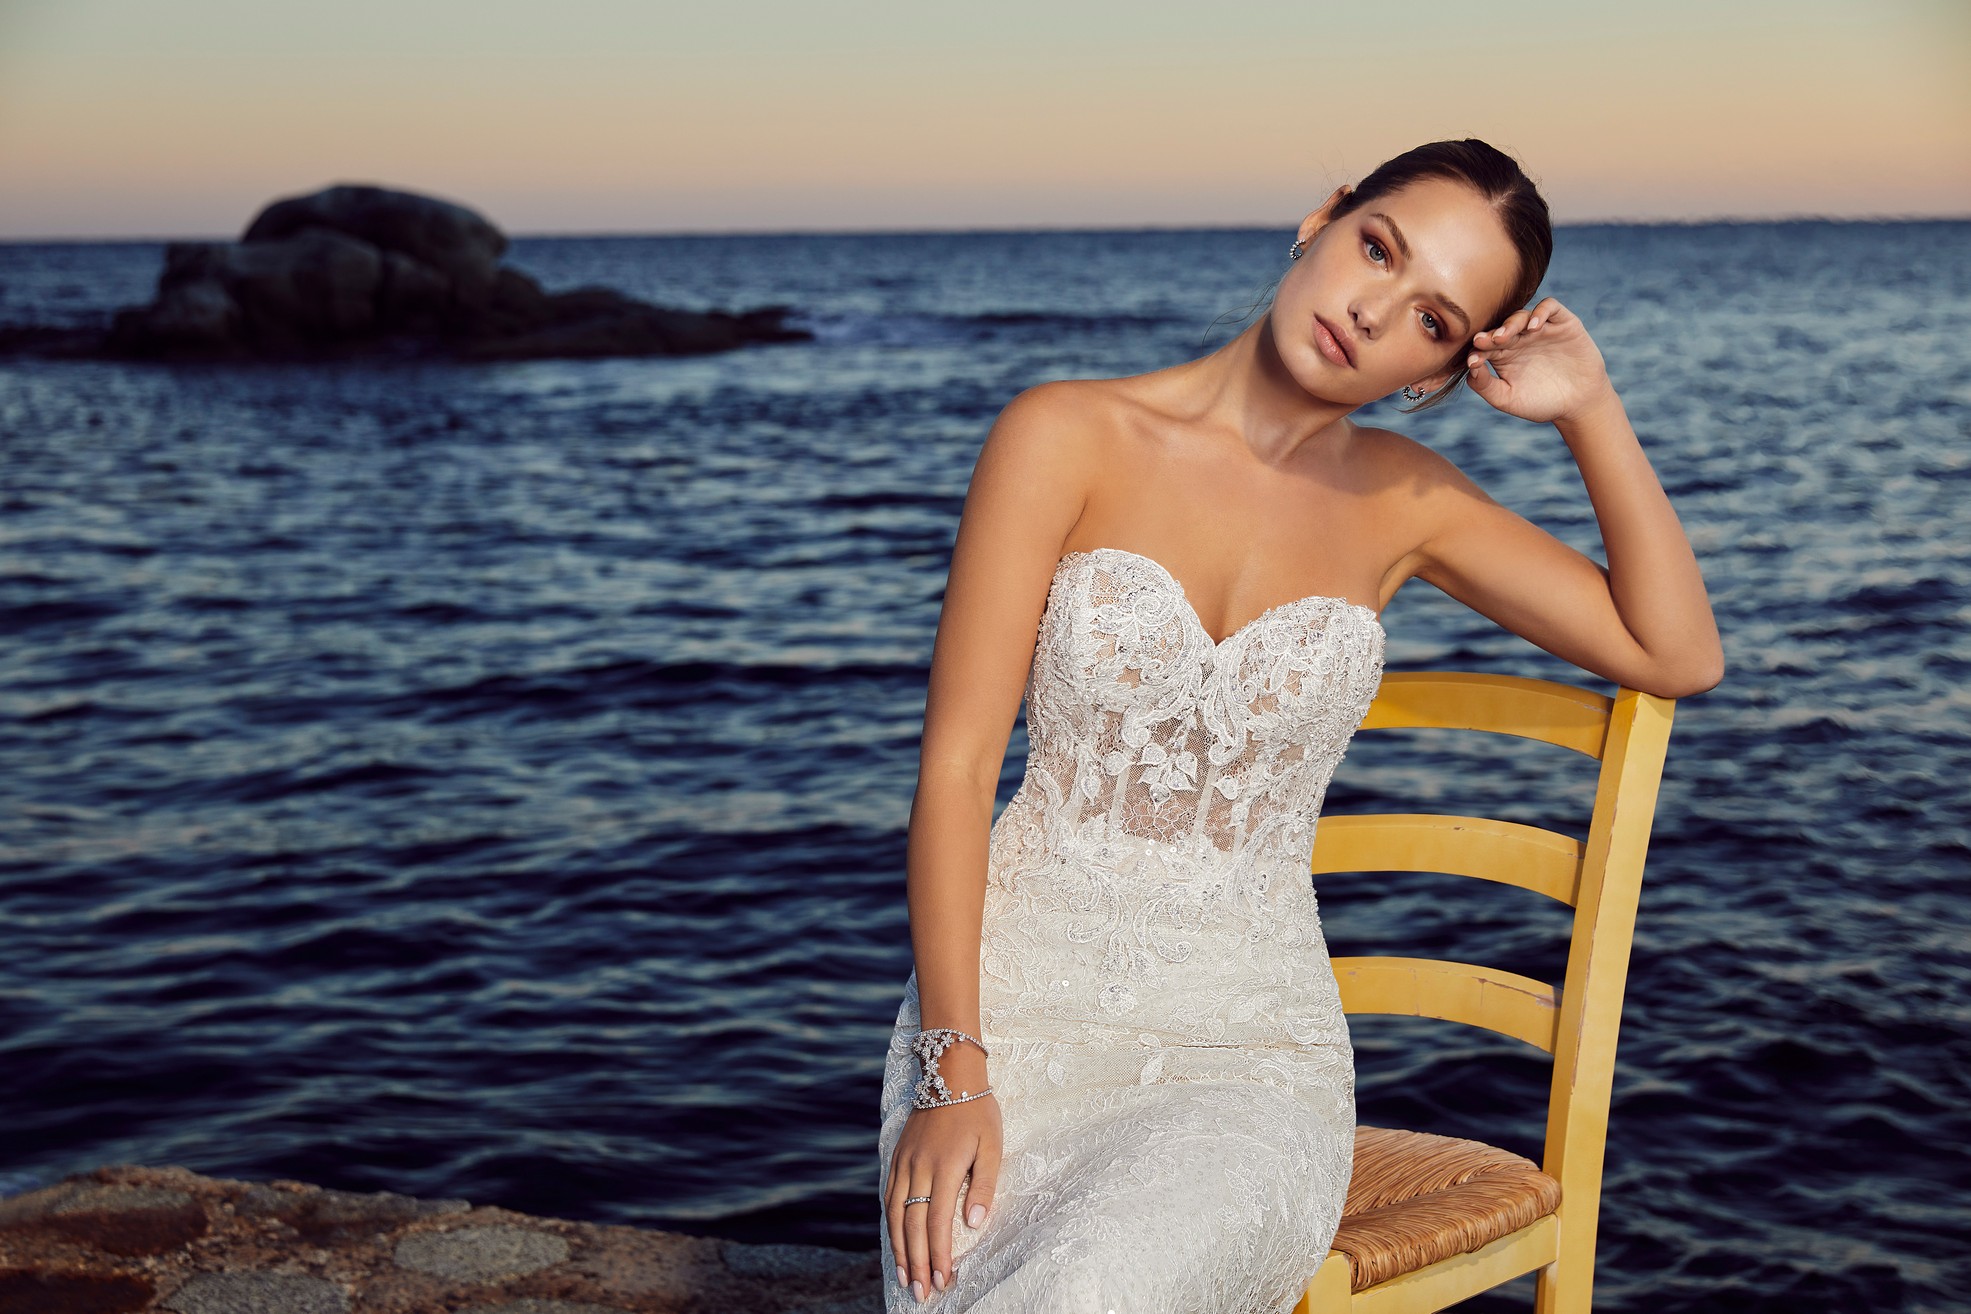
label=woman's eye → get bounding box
[1420,310,1441,338]
[1365,239,1387,264]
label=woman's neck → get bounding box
[1169,313,1361,468]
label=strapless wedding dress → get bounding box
[878,545,1387,1313]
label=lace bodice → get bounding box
[1021,546,1384,863]
[878,543,1385,1312]
[978,546,1385,1043]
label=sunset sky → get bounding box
[1,0,1965,240]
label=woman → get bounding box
[876,138,1723,1312]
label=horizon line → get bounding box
[4,210,1968,246]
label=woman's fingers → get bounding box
[926,1170,964,1294]
[1475,307,1534,348]
[1471,313,1553,371]
[966,1143,999,1230]
[1465,355,1507,405]
[910,1153,997,1300]
[1480,298,1573,346]
[884,1154,912,1294]
[887,1103,1001,1301]
[903,1166,934,1302]
[1526,295,1567,330]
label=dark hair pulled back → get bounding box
[1331,138,1553,411]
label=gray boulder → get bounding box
[243,183,507,309]
[93,183,807,363]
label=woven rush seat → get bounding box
[1333,1125,1563,1292]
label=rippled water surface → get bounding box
[2,221,1967,1313]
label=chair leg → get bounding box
[1535,1199,1599,1314]
[1533,1258,1586,1314]
[1294,1251,1353,1312]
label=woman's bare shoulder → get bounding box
[1346,419,1494,502]
[1002,374,1158,424]
[984,376,1150,473]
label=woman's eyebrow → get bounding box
[1372,211,1473,336]
[1371,212,1412,259]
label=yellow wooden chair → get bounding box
[1294,672,1678,1314]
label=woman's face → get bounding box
[1271,175,1522,407]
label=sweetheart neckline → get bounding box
[1058,546,1385,650]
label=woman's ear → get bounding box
[1297,184,1353,248]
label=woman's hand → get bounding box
[1464,296,1617,426]
[886,1095,1002,1303]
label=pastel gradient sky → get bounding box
[2,0,1966,240]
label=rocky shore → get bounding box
[0,184,810,365]
[0,1164,880,1313]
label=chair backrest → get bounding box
[1310,671,1677,1287]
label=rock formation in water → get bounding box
[2,184,810,364]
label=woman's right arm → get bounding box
[886,381,1097,1302]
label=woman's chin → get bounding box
[1265,331,1386,407]
[1288,368,1382,409]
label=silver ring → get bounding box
[903,1195,932,1206]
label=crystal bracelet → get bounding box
[909,1026,993,1110]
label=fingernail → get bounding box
[897,1264,908,1288]
[912,1278,925,1301]
[967,1203,986,1227]
[933,1268,947,1290]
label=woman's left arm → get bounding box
[1409,296,1725,698]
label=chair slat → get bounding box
[1361,671,1612,757]
[1344,1215,1560,1313]
[1311,813,1584,905]
[1332,956,1560,1053]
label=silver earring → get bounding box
[1287,239,1305,261]
[1400,384,1427,402]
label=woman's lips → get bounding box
[1313,315,1353,368]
